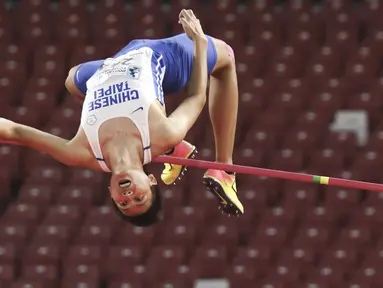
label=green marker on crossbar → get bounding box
[312,175,330,185]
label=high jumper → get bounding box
[0,9,243,226]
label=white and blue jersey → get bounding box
[77,34,217,171]
[74,33,218,104]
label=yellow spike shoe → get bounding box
[203,169,244,216]
[161,140,197,185]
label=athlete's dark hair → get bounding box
[111,184,163,227]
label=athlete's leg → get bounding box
[203,38,244,216]
[208,39,238,164]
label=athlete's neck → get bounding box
[104,138,143,174]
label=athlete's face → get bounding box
[109,170,157,216]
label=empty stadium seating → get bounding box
[0,0,382,287]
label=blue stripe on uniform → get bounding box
[152,54,166,105]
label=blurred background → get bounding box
[0,0,383,287]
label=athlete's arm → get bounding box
[65,65,86,102]
[0,118,86,167]
[166,10,208,144]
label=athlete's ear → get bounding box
[148,174,157,185]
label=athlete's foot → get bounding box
[161,140,197,185]
[203,169,244,216]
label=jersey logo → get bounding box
[86,115,97,125]
[131,106,143,114]
[127,66,141,79]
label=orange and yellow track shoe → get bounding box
[161,140,197,185]
[203,169,244,216]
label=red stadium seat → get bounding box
[10,280,51,288]
[64,245,103,266]
[0,223,35,249]
[20,264,59,287]
[41,205,83,226]
[248,223,288,250]
[2,203,42,226]
[308,148,345,176]
[25,165,64,186]
[0,58,27,85]
[306,263,347,287]
[17,0,50,12]
[307,46,342,84]
[322,131,358,160]
[0,145,21,176]
[268,46,303,79]
[283,182,319,210]
[293,110,333,132]
[225,264,257,287]
[282,127,320,152]
[158,222,198,248]
[33,55,65,80]
[56,10,89,49]
[63,264,100,281]
[233,245,273,278]
[169,206,207,227]
[278,244,317,269]
[0,11,13,44]
[0,242,17,265]
[113,226,157,248]
[335,225,372,249]
[236,47,268,79]
[250,12,282,45]
[108,279,145,288]
[70,45,104,68]
[350,204,383,228]
[320,246,359,270]
[199,220,240,251]
[61,280,100,288]
[56,185,95,208]
[188,246,229,278]
[0,263,14,287]
[301,205,342,227]
[105,246,143,280]
[146,246,186,276]
[32,225,73,246]
[83,205,121,228]
[16,10,53,48]
[75,224,113,246]
[268,149,304,172]
[19,185,54,205]
[323,187,361,213]
[259,206,297,228]
[294,223,332,248]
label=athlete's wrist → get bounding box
[193,36,208,45]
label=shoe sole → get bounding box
[203,177,244,217]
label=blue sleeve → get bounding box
[73,60,105,95]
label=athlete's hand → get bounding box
[0,118,19,144]
[179,9,207,42]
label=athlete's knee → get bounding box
[65,65,85,101]
[225,43,235,63]
[213,38,236,72]
[65,66,77,90]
